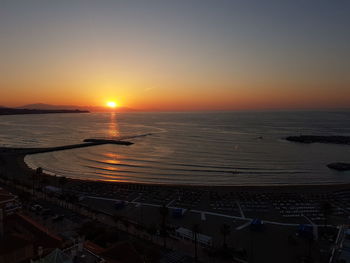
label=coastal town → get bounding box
[1,0,350,262]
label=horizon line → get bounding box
[1,104,350,113]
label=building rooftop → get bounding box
[0,233,32,254]
[32,248,73,263]
[5,213,62,252]
[0,187,16,203]
[99,242,143,263]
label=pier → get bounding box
[0,138,133,155]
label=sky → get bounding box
[1,0,349,111]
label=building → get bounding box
[0,187,21,215]
[173,227,212,247]
[99,242,143,263]
[0,211,63,263]
[0,232,34,263]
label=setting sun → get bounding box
[106,101,118,108]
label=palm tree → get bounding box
[121,217,130,236]
[36,167,43,176]
[58,176,67,206]
[18,192,32,207]
[147,224,157,242]
[220,223,231,248]
[83,205,91,217]
[31,167,42,197]
[31,172,35,196]
[12,178,19,190]
[41,177,48,200]
[67,194,78,211]
[307,233,314,261]
[36,167,43,188]
[135,223,144,238]
[1,174,8,183]
[113,214,122,229]
[192,223,200,262]
[58,176,67,192]
[159,204,169,249]
[321,202,332,231]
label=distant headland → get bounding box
[0,107,89,115]
[17,103,139,112]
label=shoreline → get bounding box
[23,155,350,189]
[1,148,349,193]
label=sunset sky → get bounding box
[1,0,349,111]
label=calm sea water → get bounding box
[1,111,350,185]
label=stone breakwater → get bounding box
[327,163,350,171]
[285,135,350,145]
[285,135,350,172]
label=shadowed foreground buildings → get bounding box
[0,188,32,263]
[0,187,160,263]
[0,210,108,263]
[2,162,350,262]
[0,212,142,263]
[0,188,62,263]
[0,187,99,263]
[0,178,347,263]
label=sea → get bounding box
[1,111,350,186]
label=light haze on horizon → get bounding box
[1,0,349,111]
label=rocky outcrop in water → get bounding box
[285,135,350,145]
[327,163,350,171]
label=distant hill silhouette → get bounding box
[19,103,79,110]
[19,103,139,112]
[0,107,89,115]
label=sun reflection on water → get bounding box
[108,112,120,138]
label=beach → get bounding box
[2,146,350,222]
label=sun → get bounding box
[106,101,118,108]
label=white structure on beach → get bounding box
[173,227,212,247]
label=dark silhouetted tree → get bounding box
[32,167,43,196]
[159,204,169,249]
[192,223,201,262]
[147,224,157,242]
[220,223,231,248]
[321,202,332,231]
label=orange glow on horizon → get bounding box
[1,82,350,111]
